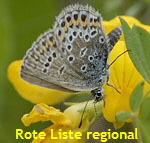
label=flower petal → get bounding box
[104,16,150,36]
[21,103,72,126]
[24,101,100,143]
[103,40,150,125]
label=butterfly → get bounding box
[20,4,122,104]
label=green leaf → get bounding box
[138,97,150,143]
[130,82,144,112]
[116,111,132,122]
[120,18,150,83]
[139,97,150,126]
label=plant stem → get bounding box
[132,116,143,143]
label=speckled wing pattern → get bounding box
[20,4,122,92]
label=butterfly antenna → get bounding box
[93,102,105,132]
[107,50,130,69]
[93,102,99,120]
[78,95,93,128]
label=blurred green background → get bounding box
[0,0,149,143]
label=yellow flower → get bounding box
[21,102,102,143]
[102,16,150,129]
[103,16,150,34]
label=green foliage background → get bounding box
[0,0,149,142]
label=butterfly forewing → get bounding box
[21,29,81,90]
[20,4,122,93]
[53,4,108,87]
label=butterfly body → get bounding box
[21,4,122,101]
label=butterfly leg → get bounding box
[106,75,121,93]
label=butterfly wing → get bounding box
[20,4,122,92]
[53,4,109,89]
[21,29,85,92]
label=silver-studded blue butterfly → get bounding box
[20,4,122,103]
